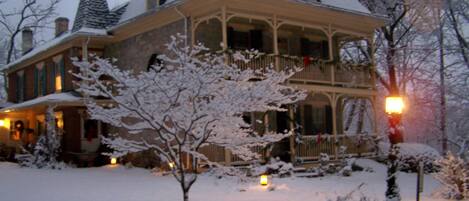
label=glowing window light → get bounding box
[385,96,404,115]
[55,76,62,92]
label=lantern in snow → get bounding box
[110,157,117,165]
[260,175,269,186]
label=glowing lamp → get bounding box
[110,157,117,165]
[55,76,62,91]
[260,175,269,186]
[3,119,10,129]
[385,96,404,115]
[0,120,4,127]
[168,162,175,169]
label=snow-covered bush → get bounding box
[16,106,65,169]
[380,142,440,173]
[328,183,377,201]
[433,152,469,200]
[72,35,306,201]
[250,157,294,177]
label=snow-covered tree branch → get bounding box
[72,35,306,201]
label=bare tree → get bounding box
[0,0,59,64]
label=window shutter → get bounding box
[50,63,55,93]
[227,27,234,49]
[34,68,38,97]
[300,38,311,56]
[325,105,333,134]
[15,75,20,102]
[60,58,65,91]
[303,105,313,135]
[295,106,302,135]
[321,40,329,60]
[249,30,263,51]
[42,67,47,95]
[22,73,26,101]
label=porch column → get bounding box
[367,36,376,89]
[191,16,196,47]
[221,6,228,53]
[82,39,88,61]
[332,93,338,160]
[371,95,378,135]
[221,6,232,165]
[272,15,280,71]
[288,105,296,163]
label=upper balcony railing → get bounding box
[227,53,373,88]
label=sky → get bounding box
[1,0,130,44]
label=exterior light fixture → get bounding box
[110,157,117,165]
[0,120,4,127]
[260,175,269,186]
[168,162,175,169]
[385,96,404,115]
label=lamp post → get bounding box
[385,96,404,201]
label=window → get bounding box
[300,38,329,59]
[147,53,163,72]
[52,55,64,92]
[16,71,25,102]
[34,62,46,97]
[227,27,264,51]
[300,104,332,135]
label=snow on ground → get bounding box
[0,159,443,201]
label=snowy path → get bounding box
[0,159,443,201]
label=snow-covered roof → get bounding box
[118,0,180,24]
[1,28,109,72]
[4,0,377,72]
[0,92,83,113]
[294,0,371,15]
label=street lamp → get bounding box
[385,95,404,201]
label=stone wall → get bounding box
[104,19,191,72]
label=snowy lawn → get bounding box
[0,159,443,201]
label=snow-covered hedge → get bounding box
[250,158,294,177]
[379,143,441,173]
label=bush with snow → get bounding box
[250,157,294,177]
[379,142,441,173]
[433,152,469,200]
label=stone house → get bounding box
[0,0,384,166]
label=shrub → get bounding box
[433,152,469,200]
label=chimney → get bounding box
[146,0,156,10]
[55,17,69,37]
[146,0,166,10]
[22,28,33,55]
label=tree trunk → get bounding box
[344,99,357,132]
[356,99,366,134]
[439,9,447,153]
[182,188,189,201]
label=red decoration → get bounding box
[303,56,311,66]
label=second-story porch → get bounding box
[189,1,382,164]
[191,3,378,89]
